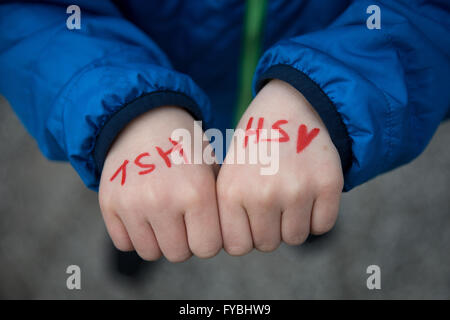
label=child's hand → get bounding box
[99,106,222,262]
[217,80,343,255]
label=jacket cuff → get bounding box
[93,90,202,176]
[255,64,352,173]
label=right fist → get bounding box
[98,106,222,262]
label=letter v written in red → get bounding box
[297,124,320,153]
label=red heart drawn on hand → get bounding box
[296,124,320,153]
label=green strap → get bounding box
[234,0,268,126]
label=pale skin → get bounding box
[217,79,343,255]
[98,79,343,261]
[99,106,222,262]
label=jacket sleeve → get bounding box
[254,0,450,191]
[0,1,211,190]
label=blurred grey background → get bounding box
[0,94,449,299]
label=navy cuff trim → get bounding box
[255,64,352,173]
[93,90,202,177]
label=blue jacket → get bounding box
[0,0,449,191]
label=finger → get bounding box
[121,214,162,261]
[218,196,253,256]
[281,200,313,245]
[247,204,282,252]
[185,204,222,259]
[310,191,341,235]
[151,212,192,262]
[104,213,134,252]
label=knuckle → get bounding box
[255,184,277,207]
[284,181,306,205]
[254,239,280,253]
[111,237,133,252]
[311,217,336,235]
[225,243,253,256]
[164,250,192,263]
[143,190,168,212]
[255,242,280,253]
[317,174,343,194]
[283,230,309,246]
[106,220,133,251]
[259,183,276,199]
[120,188,163,213]
[184,188,204,208]
[192,240,222,259]
[136,249,162,261]
[218,183,241,204]
[117,191,140,211]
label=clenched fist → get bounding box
[217,79,343,255]
[99,106,222,262]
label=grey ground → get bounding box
[0,94,449,299]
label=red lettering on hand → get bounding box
[262,119,290,142]
[169,138,189,164]
[156,138,189,168]
[155,145,173,168]
[134,152,155,175]
[297,124,320,153]
[244,117,264,148]
[109,160,129,186]
[109,120,320,187]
